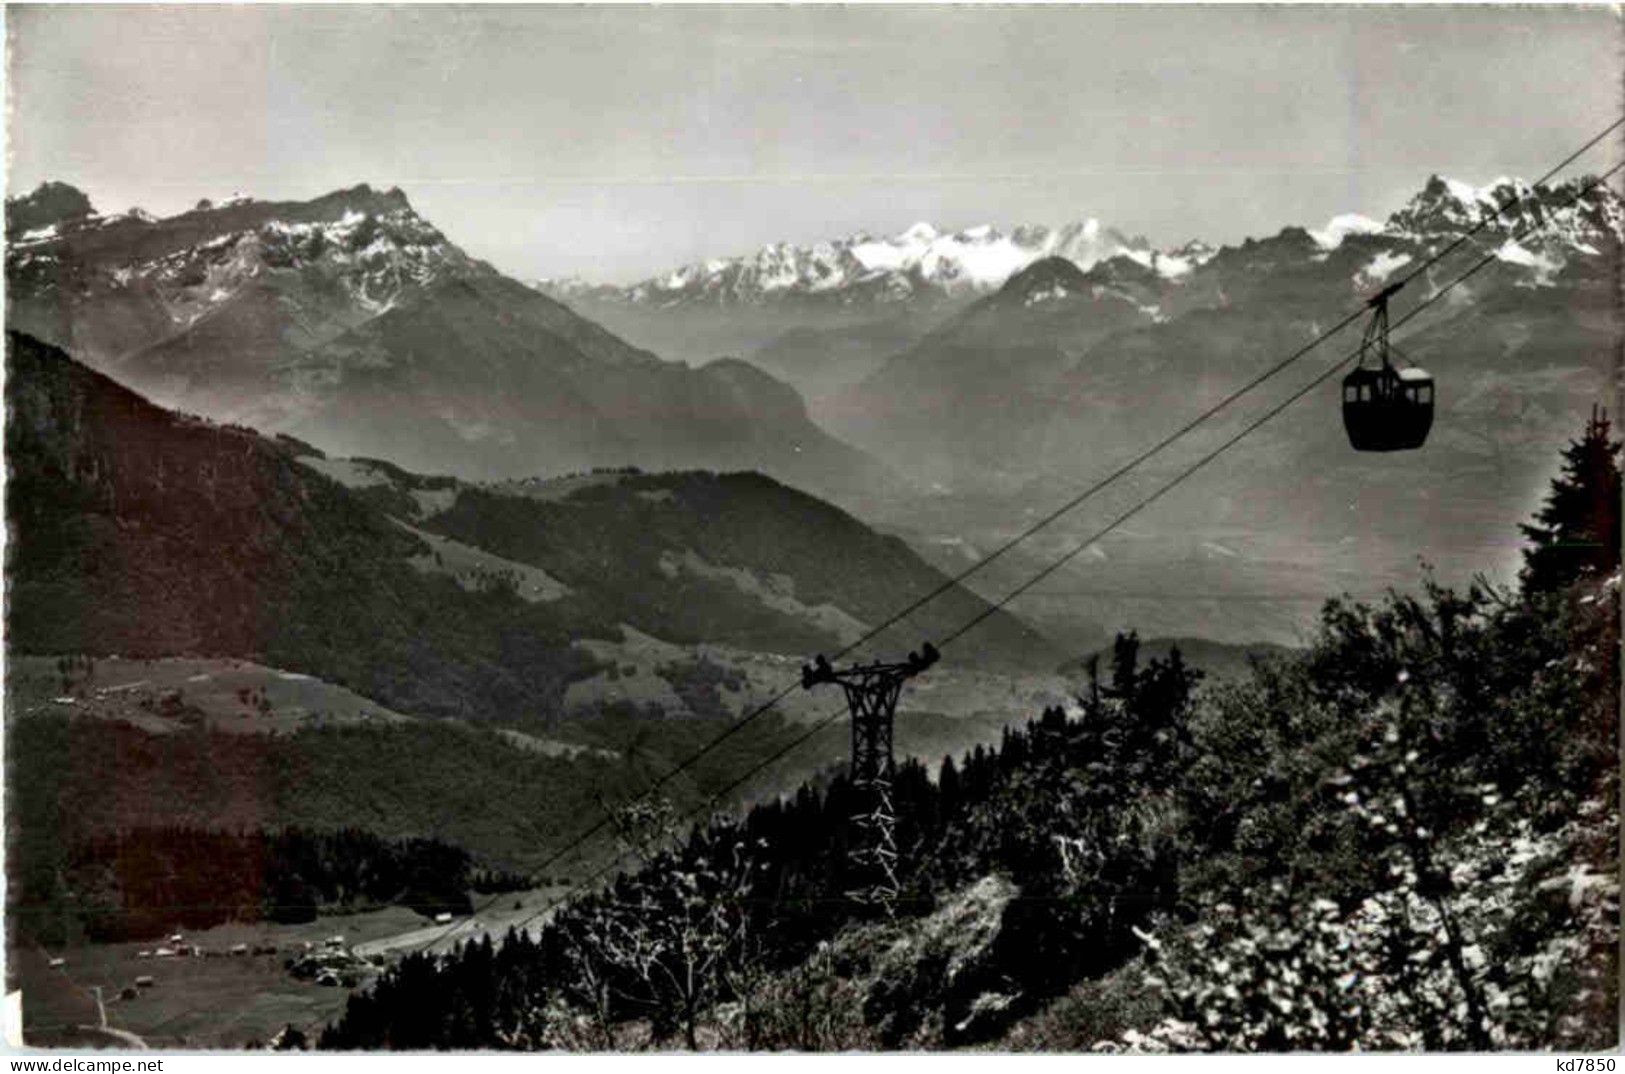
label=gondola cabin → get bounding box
[1341,281,1434,452]
[1341,364,1434,451]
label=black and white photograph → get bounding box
[1,2,1619,1057]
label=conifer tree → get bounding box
[1522,406,1621,594]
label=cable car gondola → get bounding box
[1341,281,1434,452]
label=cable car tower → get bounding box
[803,642,939,913]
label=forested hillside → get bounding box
[321,415,1619,1051]
[13,826,483,945]
[5,331,1055,733]
[6,704,821,896]
[424,472,1054,666]
[5,330,611,722]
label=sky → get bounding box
[7,4,1622,284]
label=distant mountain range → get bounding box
[823,174,1622,648]
[12,172,1615,656]
[530,216,1214,394]
[536,175,1614,312]
[4,182,896,505]
[524,173,1623,647]
[830,174,1623,491]
[529,178,1622,418]
[536,217,1215,310]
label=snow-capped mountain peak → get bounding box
[5,180,96,239]
[580,215,1201,309]
[1385,174,1567,238]
[900,221,940,244]
[1310,213,1385,250]
[525,173,1622,316]
[1389,174,1513,233]
[7,182,483,341]
[1379,173,1623,286]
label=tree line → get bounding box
[14,826,481,944]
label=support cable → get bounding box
[409,135,1624,956]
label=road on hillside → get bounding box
[353,896,563,959]
[77,1024,149,1049]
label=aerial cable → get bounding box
[425,703,851,954]
[41,146,1621,963]
[409,129,1624,956]
[944,160,1625,646]
[518,114,1624,884]
[468,157,1625,956]
[468,117,1625,932]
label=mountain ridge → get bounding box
[5,181,900,506]
[801,172,1623,650]
[535,216,1206,311]
[5,331,1061,732]
[531,172,1618,312]
[526,172,1621,414]
[832,172,1624,483]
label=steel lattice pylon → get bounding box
[802,642,938,913]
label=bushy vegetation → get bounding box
[319,640,1226,1049]
[321,415,1618,1052]
[13,827,475,945]
[655,658,749,721]
[1099,413,1620,1051]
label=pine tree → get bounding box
[1521,406,1622,594]
[937,755,961,830]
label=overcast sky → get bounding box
[7,4,1621,283]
